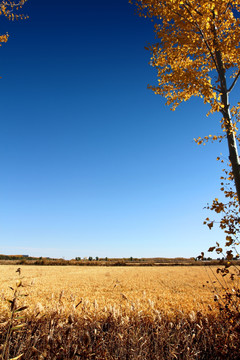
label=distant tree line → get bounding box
[0,254,32,260]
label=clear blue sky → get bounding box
[0,0,237,259]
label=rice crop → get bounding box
[0,265,239,359]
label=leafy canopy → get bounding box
[130,0,240,112]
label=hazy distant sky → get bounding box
[0,0,237,259]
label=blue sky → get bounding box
[0,0,237,259]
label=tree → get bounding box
[204,158,240,260]
[130,0,240,205]
[0,1,28,50]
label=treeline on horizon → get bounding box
[1,254,239,267]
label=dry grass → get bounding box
[0,265,239,359]
[0,265,225,316]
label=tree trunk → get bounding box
[220,87,240,206]
[224,108,240,206]
[214,46,240,207]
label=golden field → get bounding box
[0,265,225,316]
[0,265,240,359]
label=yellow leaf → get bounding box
[10,354,24,360]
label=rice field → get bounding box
[0,265,239,359]
[0,265,223,316]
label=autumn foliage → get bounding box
[0,1,28,47]
[130,1,240,257]
[130,0,240,205]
